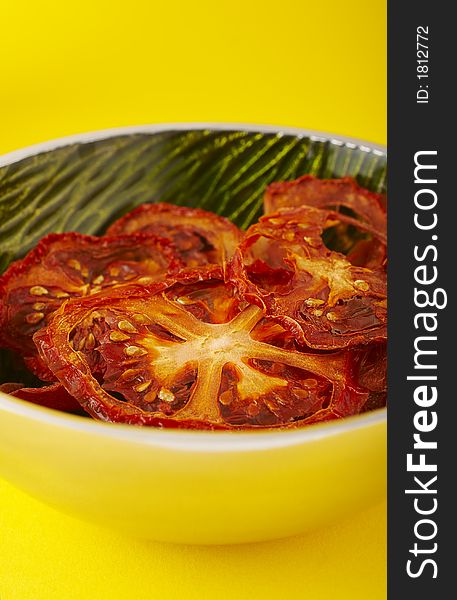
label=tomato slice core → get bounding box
[229,206,387,349]
[34,274,368,429]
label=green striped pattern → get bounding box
[0,129,386,273]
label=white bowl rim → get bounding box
[0,122,387,453]
[0,122,386,168]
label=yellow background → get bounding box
[0,0,386,598]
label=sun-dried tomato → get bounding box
[264,176,387,269]
[264,175,386,234]
[33,271,369,429]
[355,342,387,392]
[229,206,387,350]
[0,382,85,414]
[0,232,180,366]
[346,341,387,412]
[106,203,243,269]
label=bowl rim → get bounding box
[0,122,387,452]
[0,122,386,168]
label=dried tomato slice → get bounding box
[229,206,387,350]
[356,342,387,393]
[345,239,386,270]
[353,342,387,413]
[0,382,84,414]
[264,175,386,235]
[23,356,55,383]
[264,175,387,270]
[106,203,243,269]
[0,231,181,363]
[34,273,368,429]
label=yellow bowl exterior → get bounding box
[0,392,386,544]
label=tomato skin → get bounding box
[106,203,243,269]
[353,342,387,393]
[23,356,56,382]
[229,206,387,350]
[0,382,85,414]
[0,231,181,369]
[264,175,386,237]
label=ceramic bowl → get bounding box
[0,124,386,544]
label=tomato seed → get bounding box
[109,331,130,342]
[354,279,370,291]
[219,390,233,405]
[304,297,325,307]
[118,320,137,333]
[119,368,140,381]
[125,345,147,357]
[26,312,45,324]
[158,388,175,403]
[132,313,151,324]
[30,286,49,296]
[135,381,152,393]
[33,302,46,311]
[86,333,96,351]
[67,259,81,271]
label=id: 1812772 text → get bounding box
[417,26,429,104]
